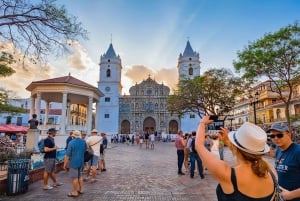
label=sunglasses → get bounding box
[269,133,284,139]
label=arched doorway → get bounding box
[169,120,178,134]
[121,120,130,134]
[143,117,156,134]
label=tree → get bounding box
[0,52,15,77]
[0,88,25,114]
[0,0,88,66]
[234,22,300,130]
[167,68,244,118]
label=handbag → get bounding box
[84,147,94,162]
[269,171,285,201]
[84,139,101,162]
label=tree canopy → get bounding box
[0,0,88,65]
[167,68,244,118]
[234,22,300,128]
[0,88,25,114]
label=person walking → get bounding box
[98,132,107,172]
[84,129,102,183]
[63,130,86,197]
[174,130,185,175]
[267,122,300,201]
[196,116,275,201]
[43,128,63,190]
[187,131,204,179]
[183,133,190,173]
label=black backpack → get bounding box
[191,138,197,153]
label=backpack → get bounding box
[38,138,46,153]
[191,138,197,153]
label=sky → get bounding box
[1,0,300,98]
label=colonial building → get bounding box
[97,41,202,134]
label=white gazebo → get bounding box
[26,74,104,148]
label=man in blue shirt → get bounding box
[43,128,63,190]
[64,130,86,197]
[268,122,300,201]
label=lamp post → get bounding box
[249,91,259,125]
[227,115,234,131]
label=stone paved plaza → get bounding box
[0,142,274,201]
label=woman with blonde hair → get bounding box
[195,116,276,201]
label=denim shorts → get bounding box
[69,167,82,179]
[88,155,99,167]
[44,158,56,173]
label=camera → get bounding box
[208,115,225,130]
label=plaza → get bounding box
[0,142,274,201]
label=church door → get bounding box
[169,120,178,134]
[121,120,130,134]
[143,117,156,134]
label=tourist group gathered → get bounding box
[39,118,300,200]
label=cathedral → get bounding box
[97,41,201,135]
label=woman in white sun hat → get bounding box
[195,116,277,201]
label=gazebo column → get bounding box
[30,96,35,118]
[44,101,49,125]
[87,96,93,133]
[95,102,99,129]
[36,93,41,123]
[60,92,67,135]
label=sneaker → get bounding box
[178,172,185,175]
[190,174,194,178]
[102,168,106,172]
[43,185,53,190]
[200,174,205,179]
[53,182,63,187]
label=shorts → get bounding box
[69,167,83,179]
[100,153,105,160]
[88,155,99,167]
[44,158,56,173]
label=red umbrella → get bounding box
[0,124,28,133]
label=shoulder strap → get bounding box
[231,168,238,190]
[90,139,101,147]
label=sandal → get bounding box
[67,193,78,197]
[78,191,84,194]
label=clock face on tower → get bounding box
[105,86,110,92]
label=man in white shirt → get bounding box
[84,129,102,183]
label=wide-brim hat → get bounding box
[228,122,270,155]
[72,130,81,138]
[91,129,98,133]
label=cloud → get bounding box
[124,65,178,93]
[67,41,92,71]
[0,42,53,97]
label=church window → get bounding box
[104,114,110,118]
[105,97,110,102]
[106,69,111,77]
[190,113,195,118]
[188,67,193,75]
[155,103,158,110]
[189,57,192,61]
[108,59,110,62]
[146,88,152,95]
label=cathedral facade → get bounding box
[97,41,201,135]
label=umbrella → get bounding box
[0,124,28,133]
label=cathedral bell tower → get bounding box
[97,43,122,134]
[177,40,201,133]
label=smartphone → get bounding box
[209,115,218,122]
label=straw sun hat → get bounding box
[228,122,270,155]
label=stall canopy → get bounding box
[0,124,28,133]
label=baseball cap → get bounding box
[47,128,57,134]
[266,122,289,133]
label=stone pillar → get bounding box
[87,96,93,133]
[25,129,40,152]
[60,92,67,135]
[36,93,41,123]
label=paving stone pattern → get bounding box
[0,142,274,201]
